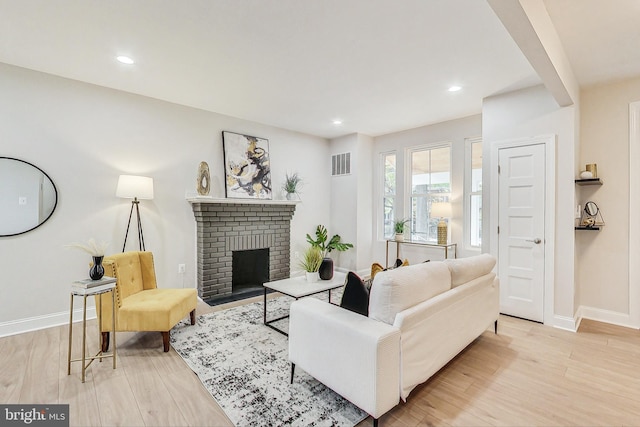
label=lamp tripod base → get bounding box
[122,198,146,252]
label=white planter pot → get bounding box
[394,233,405,242]
[305,271,320,283]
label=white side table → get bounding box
[67,276,117,383]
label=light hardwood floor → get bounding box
[2,296,640,427]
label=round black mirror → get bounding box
[584,201,599,217]
[0,157,58,237]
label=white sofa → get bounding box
[288,254,499,424]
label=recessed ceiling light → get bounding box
[117,56,135,65]
[448,86,462,92]
[332,119,343,125]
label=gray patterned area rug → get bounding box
[170,293,367,427]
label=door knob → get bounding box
[526,238,542,244]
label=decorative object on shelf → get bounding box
[306,225,354,280]
[580,170,593,179]
[283,171,303,201]
[580,201,605,227]
[299,246,323,282]
[116,175,154,251]
[66,238,109,280]
[222,131,272,200]
[393,218,410,242]
[196,161,211,196]
[430,202,452,245]
[585,163,598,178]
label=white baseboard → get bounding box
[0,307,97,338]
[1,296,207,338]
[552,314,578,332]
[576,305,640,330]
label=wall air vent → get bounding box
[331,152,351,176]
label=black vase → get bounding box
[90,256,105,280]
[319,257,334,280]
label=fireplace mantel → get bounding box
[186,196,299,206]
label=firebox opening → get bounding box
[232,248,270,292]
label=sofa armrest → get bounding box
[289,298,401,419]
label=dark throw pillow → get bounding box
[340,271,369,316]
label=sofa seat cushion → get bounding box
[444,253,496,287]
[368,261,451,325]
[118,288,197,332]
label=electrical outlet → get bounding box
[178,264,186,274]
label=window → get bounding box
[382,153,396,239]
[465,138,482,248]
[409,144,451,242]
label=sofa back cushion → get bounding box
[368,261,451,325]
[444,253,496,287]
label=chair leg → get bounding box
[290,363,295,384]
[101,332,110,352]
[190,309,196,325]
[161,331,170,352]
[373,417,379,427]
[494,320,498,334]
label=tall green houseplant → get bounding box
[305,225,353,280]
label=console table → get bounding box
[67,276,117,383]
[386,240,457,267]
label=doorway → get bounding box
[490,135,555,324]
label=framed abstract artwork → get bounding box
[222,131,272,199]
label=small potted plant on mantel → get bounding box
[299,246,323,282]
[393,218,410,242]
[283,172,303,201]
[306,225,354,280]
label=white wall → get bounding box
[0,63,330,335]
[372,115,482,266]
[328,133,374,273]
[482,84,577,328]
[355,133,374,270]
[577,76,640,327]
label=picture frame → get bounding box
[222,131,272,199]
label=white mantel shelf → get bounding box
[186,196,300,206]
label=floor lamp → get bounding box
[116,175,154,252]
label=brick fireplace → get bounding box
[188,199,297,301]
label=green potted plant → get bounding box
[283,172,303,200]
[306,225,354,280]
[393,218,410,242]
[299,246,323,282]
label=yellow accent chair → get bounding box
[96,251,197,352]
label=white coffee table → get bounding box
[263,272,346,336]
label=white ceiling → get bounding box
[544,0,640,87]
[0,1,637,139]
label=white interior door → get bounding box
[498,144,545,322]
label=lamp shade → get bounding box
[430,202,451,218]
[116,175,154,200]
